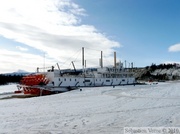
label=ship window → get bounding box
[75,79,76,81]
[96,79,97,81]
[106,80,110,82]
[59,78,60,81]
[100,79,101,81]
[64,78,66,81]
[70,78,71,81]
[122,79,125,81]
[85,79,90,82]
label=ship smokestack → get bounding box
[114,52,116,68]
[101,51,103,68]
[82,47,85,74]
[82,47,84,67]
[131,62,133,68]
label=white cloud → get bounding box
[168,43,180,52]
[0,0,121,73]
[16,46,28,51]
[0,49,55,73]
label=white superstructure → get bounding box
[44,62,135,92]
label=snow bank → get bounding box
[151,68,180,77]
[1,82,180,133]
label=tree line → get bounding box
[0,74,23,85]
[146,63,179,71]
[140,63,180,81]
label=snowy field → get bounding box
[0,84,18,99]
[1,81,180,134]
[0,84,17,94]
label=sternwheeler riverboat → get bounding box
[17,48,136,96]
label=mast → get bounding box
[72,61,76,72]
[57,63,62,75]
[57,63,60,70]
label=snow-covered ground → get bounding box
[1,82,180,134]
[0,84,17,94]
[0,84,18,99]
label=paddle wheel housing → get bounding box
[20,74,51,95]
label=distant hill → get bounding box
[3,70,31,76]
[134,63,180,81]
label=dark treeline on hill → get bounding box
[0,74,23,85]
[140,71,167,81]
[145,63,179,71]
[139,63,180,81]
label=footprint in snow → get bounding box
[73,125,77,129]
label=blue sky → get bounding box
[0,0,180,73]
[74,0,180,66]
